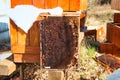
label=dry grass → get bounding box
[77,4,115,80]
[86,4,114,35]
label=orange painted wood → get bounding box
[17,28,29,46]
[29,21,40,46]
[11,0,88,11]
[45,0,58,8]
[58,0,69,11]
[11,0,33,8]
[80,0,88,10]
[11,0,18,8]
[70,0,80,11]
[14,53,40,63]
[10,20,40,54]
[11,45,40,53]
[33,0,45,8]
[10,20,18,47]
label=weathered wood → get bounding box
[48,70,64,80]
[0,59,16,76]
[114,13,120,23]
[100,42,113,54]
[107,23,120,48]
[111,0,120,11]
[95,54,120,70]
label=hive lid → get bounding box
[11,0,88,11]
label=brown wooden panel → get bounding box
[112,24,120,48]
[14,53,40,63]
[11,45,40,53]
[107,23,114,42]
[111,0,120,11]
[58,0,69,11]
[11,0,33,8]
[10,20,18,46]
[113,45,120,57]
[100,42,113,54]
[29,21,40,46]
[114,13,120,23]
[107,23,120,48]
[70,0,80,11]
[33,0,45,8]
[45,0,58,8]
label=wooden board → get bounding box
[111,0,120,11]
[0,59,16,76]
[10,20,40,54]
[14,53,40,63]
[95,54,120,70]
[114,13,120,23]
[100,42,113,54]
[107,23,120,48]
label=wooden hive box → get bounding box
[10,0,87,69]
[107,23,120,48]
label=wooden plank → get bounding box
[80,0,88,10]
[107,23,114,42]
[0,59,16,76]
[33,0,45,8]
[113,45,120,57]
[14,53,40,63]
[70,0,80,11]
[11,45,40,53]
[107,23,120,46]
[11,0,87,11]
[29,21,40,46]
[114,13,120,23]
[45,0,57,9]
[100,42,113,54]
[10,20,18,47]
[95,54,120,70]
[112,24,120,48]
[11,0,33,8]
[48,70,64,80]
[11,0,18,8]
[111,0,120,11]
[18,0,33,5]
[17,27,29,46]
[58,0,69,11]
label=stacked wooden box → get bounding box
[10,0,88,69]
[100,13,120,57]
